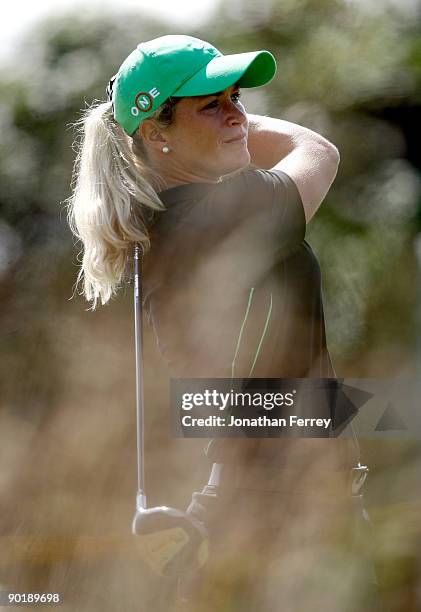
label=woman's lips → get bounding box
[224,135,247,144]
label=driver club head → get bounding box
[132,504,209,576]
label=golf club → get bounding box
[132,243,209,577]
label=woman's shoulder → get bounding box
[220,166,302,196]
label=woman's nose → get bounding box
[224,102,246,126]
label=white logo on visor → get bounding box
[131,87,161,116]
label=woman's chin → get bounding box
[222,150,251,175]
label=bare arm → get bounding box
[246,114,340,223]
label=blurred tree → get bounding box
[0,12,176,237]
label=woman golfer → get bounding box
[68,35,379,611]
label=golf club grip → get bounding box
[134,243,146,504]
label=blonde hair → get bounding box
[65,97,180,311]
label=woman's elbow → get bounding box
[327,143,341,166]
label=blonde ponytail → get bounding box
[66,100,171,311]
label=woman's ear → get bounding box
[139,119,168,152]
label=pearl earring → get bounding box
[162,145,170,154]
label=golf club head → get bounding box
[132,505,209,576]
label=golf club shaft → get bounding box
[134,243,146,510]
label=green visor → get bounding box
[173,50,276,96]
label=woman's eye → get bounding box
[202,91,242,110]
[203,99,219,109]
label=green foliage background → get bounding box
[0,1,420,610]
